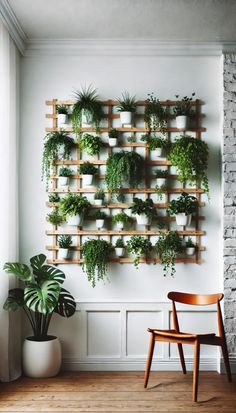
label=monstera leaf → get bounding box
[24,280,60,314]
[3,288,24,311]
[54,288,76,318]
[30,254,65,284]
[3,263,32,282]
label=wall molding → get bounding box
[0,0,27,54]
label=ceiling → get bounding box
[5,0,236,42]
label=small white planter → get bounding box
[67,214,82,226]
[94,199,103,206]
[108,138,118,147]
[57,114,68,126]
[58,176,69,186]
[82,174,93,187]
[115,247,125,257]
[120,111,132,126]
[186,247,195,256]
[82,109,92,127]
[176,115,188,130]
[176,213,192,226]
[156,177,167,187]
[116,221,124,230]
[58,248,69,259]
[96,219,105,229]
[152,148,162,158]
[23,336,62,378]
[136,214,150,225]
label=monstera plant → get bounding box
[3,253,76,378]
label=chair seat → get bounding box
[148,328,216,340]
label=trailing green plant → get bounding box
[94,188,105,200]
[42,131,76,188]
[116,193,126,203]
[173,93,195,117]
[130,198,156,217]
[47,209,64,226]
[155,185,166,201]
[108,128,119,139]
[3,253,76,340]
[48,193,60,203]
[167,192,198,216]
[141,134,168,150]
[127,136,135,143]
[112,211,130,224]
[58,235,72,249]
[79,162,98,175]
[185,237,195,248]
[117,92,137,112]
[82,239,113,287]
[168,135,209,193]
[155,169,168,177]
[56,105,68,115]
[59,194,91,218]
[144,93,167,133]
[78,133,103,155]
[58,166,74,177]
[115,238,125,248]
[106,151,144,193]
[156,231,183,277]
[127,236,152,269]
[72,85,103,133]
[95,210,107,219]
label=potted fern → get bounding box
[117,92,137,126]
[174,93,195,130]
[156,231,183,277]
[72,85,103,133]
[167,192,198,226]
[108,128,119,147]
[94,188,105,206]
[185,237,196,256]
[47,209,64,226]
[114,238,125,257]
[58,166,74,187]
[144,93,167,133]
[79,162,97,187]
[95,210,107,229]
[3,254,76,378]
[112,211,130,230]
[58,235,73,259]
[48,193,60,203]
[127,236,152,269]
[56,105,69,126]
[78,133,102,156]
[59,193,91,226]
[130,197,155,225]
[82,239,113,287]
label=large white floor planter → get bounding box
[120,111,132,126]
[176,115,188,130]
[136,214,150,225]
[82,174,93,187]
[176,213,192,226]
[23,336,62,378]
[67,214,82,226]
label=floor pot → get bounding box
[115,247,125,257]
[176,115,188,130]
[136,214,150,225]
[120,111,132,125]
[186,247,195,256]
[176,213,191,226]
[82,174,93,187]
[94,199,103,206]
[156,177,167,187]
[96,219,105,229]
[23,336,62,378]
[57,114,68,126]
[108,138,118,147]
[67,214,82,226]
[58,176,69,186]
[116,221,124,230]
[152,148,162,158]
[58,248,69,259]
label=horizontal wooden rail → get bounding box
[48,187,205,194]
[46,229,205,236]
[46,99,205,106]
[45,127,206,133]
[47,257,202,264]
[46,245,205,252]
[46,201,206,209]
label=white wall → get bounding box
[20,54,222,370]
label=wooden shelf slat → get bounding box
[47,257,203,264]
[48,187,205,194]
[45,126,206,133]
[46,99,205,106]
[46,229,205,236]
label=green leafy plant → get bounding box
[168,135,209,193]
[3,254,76,340]
[72,85,103,133]
[58,235,72,248]
[47,209,64,226]
[56,105,68,115]
[117,92,137,112]
[127,236,152,269]
[141,134,168,150]
[155,169,168,177]
[58,166,74,177]
[144,93,167,133]
[108,128,119,139]
[185,237,195,248]
[78,133,103,155]
[94,188,105,200]
[167,193,198,216]
[95,210,107,219]
[156,231,183,277]
[106,151,144,193]
[59,194,91,218]
[130,198,156,218]
[79,162,98,175]
[155,185,166,201]
[112,211,130,224]
[173,93,195,117]
[42,131,76,188]
[115,238,125,248]
[82,239,113,287]
[48,194,60,203]
[127,136,135,143]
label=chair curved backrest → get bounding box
[168,291,223,306]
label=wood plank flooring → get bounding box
[0,371,235,412]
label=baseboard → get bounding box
[220,356,236,373]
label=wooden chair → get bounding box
[144,291,232,402]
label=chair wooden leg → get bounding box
[193,340,200,402]
[177,343,187,374]
[221,341,232,382]
[144,333,155,388]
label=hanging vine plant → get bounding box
[168,134,209,193]
[144,93,168,133]
[82,239,113,287]
[156,231,183,277]
[72,85,103,134]
[106,151,144,193]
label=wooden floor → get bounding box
[0,371,235,412]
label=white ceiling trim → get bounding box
[0,0,26,54]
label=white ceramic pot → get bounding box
[58,176,69,187]
[57,114,68,126]
[116,221,124,230]
[176,213,191,226]
[108,138,118,147]
[120,111,132,125]
[96,219,105,229]
[152,148,162,158]
[82,174,93,187]
[115,247,125,257]
[82,109,92,127]
[67,214,82,226]
[94,199,103,206]
[186,247,195,256]
[176,115,188,130]
[156,177,167,187]
[58,248,69,259]
[136,214,150,225]
[23,336,62,378]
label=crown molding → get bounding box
[0,0,27,54]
